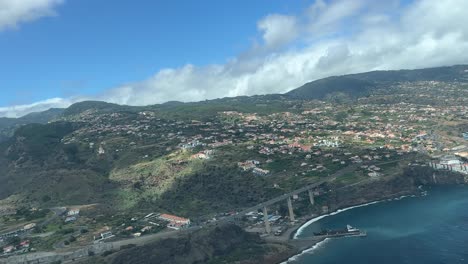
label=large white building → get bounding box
[158,214,191,230]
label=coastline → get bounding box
[279,193,417,264]
[281,238,330,263]
[293,200,382,239]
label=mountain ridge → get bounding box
[0,108,64,142]
[2,65,468,123]
[286,64,468,100]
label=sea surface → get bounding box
[289,186,468,264]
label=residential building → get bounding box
[100,231,114,240]
[65,216,77,223]
[67,209,80,216]
[3,245,14,254]
[158,214,191,230]
[23,223,36,230]
[252,168,270,176]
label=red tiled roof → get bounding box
[159,214,189,223]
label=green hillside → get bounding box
[285,65,468,100]
[0,65,466,218]
[0,108,64,142]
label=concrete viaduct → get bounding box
[230,176,333,233]
[225,159,404,233]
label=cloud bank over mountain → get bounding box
[2,0,468,117]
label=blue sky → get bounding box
[1,0,467,117]
[0,0,309,107]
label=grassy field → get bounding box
[109,150,206,210]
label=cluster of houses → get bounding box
[190,149,214,160]
[59,89,467,173]
[0,223,36,247]
[93,229,115,243]
[2,240,30,256]
[64,208,80,223]
[181,139,204,149]
[430,154,468,175]
[91,213,191,242]
[315,139,341,148]
[0,223,36,256]
[238,160,260,171]
[237,160,270,176]
[59,99,468,194]
[360,164,382,178]
[54,81,467,205]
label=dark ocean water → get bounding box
[290,186,468,264]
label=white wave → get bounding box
[293,200,380,239]
[280,238,331,264]
[286,194,421,262]
[394,195,409,200]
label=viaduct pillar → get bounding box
[308,189,315,205]
[287,197,295,222]
[263,206,271,234]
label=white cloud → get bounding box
[307,0,366,34]
[257,14,298,49]
[0,0,63,31]
[3,0,468,118]
[0,97,74,118]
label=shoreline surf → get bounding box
[284,194,415,263]
[280,238,330,264]
[293,200,382,239]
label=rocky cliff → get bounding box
[323,165,467,213]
